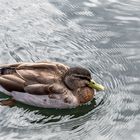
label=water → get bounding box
[0,0,140,139]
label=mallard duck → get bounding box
[0,61,104,108]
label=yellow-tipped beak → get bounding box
[88,80,105,91]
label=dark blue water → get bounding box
[0,0,140,139]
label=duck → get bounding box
[0,60,104,109]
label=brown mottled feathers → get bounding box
[0,61,69,95]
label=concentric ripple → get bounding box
[0,0,140,140]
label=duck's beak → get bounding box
[88,80,105,91]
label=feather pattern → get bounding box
[0,61,95,108]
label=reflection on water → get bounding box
[0,0,140,139]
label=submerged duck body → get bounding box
[0,61,104,108]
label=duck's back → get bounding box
[0,61,69,92]
[16,61,69,84]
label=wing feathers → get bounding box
[24,84,65,95]
[0,77,24,92]
[2,75,25,84]
[24,84,49,95]
[0,61,69,95]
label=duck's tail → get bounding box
[0,67,16,75]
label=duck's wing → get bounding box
[17,61,69,74]
[0,61,69,95]
[0,61,69,74]
[24,83,65,95]
[0,74,25,92]
[16,62,69,84]
[0,72,65,95]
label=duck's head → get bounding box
[63,67,104,103]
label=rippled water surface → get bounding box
[0,0,140,139]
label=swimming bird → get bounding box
[0,61,104,108]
